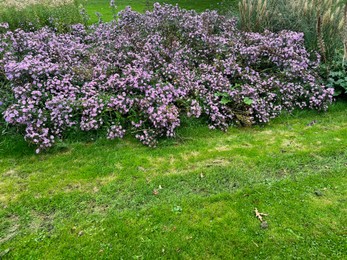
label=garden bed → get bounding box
[0,4,333,153]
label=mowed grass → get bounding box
[0,101,346,259]
[85,0,237,22]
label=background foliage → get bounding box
[0,0,83,32]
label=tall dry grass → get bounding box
[0,0,84,32]
[344,3,347,61]
[0,0,75,10]
[238,0,346,61]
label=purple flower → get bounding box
[0,4,333,153]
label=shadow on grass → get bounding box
[0,101,346,158]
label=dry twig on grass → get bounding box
[254,208,268,222]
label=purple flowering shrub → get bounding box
[0,4,333,152]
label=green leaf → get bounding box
[243,97,253,105]
[333,89,343,96]
[214,92,228,98]
[220,96,231,105]
[230,83,241,90]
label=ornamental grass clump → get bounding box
[238,0,345,62]
[0,4,333,153]
[0,0,83,32]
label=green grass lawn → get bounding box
[0,101,346,259]
[0,1,346,258]
[85,0,238,22]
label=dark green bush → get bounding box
[325,57,347,97]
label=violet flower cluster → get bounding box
[0,4,333,152]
